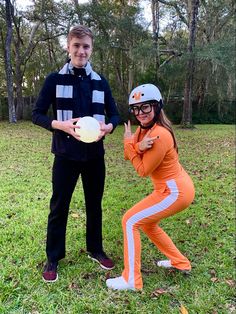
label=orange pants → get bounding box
[122,173,195,290]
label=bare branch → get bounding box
[158,0,188,26]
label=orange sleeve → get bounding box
[124,128,172,177]
[124,139,167,177]
[124,137,134,160]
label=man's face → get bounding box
[67,35,93,68]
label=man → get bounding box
[32,25,120,282]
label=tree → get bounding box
[11,0,67,119]
[0,0,234,123]
[151,0,160,80]
[83,0,148,118]
[2,0,16,123]
[194,0,235,122]
[12,10,43,119]
[182,0,199,127]
[0,0,72,120]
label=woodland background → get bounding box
[0,2,235,312]
[0,0,235,125]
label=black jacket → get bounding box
[32,69,120,161]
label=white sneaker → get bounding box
[156,260,191,275]
[156,260,172,268]
[106,276,135,291]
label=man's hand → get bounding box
[96,122,113,141]
[51,118,81,141]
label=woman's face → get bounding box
[131,102,155,127]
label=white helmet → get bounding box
[129,84,162,106]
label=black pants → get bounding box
[46,155,105,262]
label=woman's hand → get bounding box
[139,132,158,152]
[124,120,133,139]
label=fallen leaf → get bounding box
[68,282,79,290]
[226,303,236,313]
[71,213,79,218]
[225,279,235,287]
[180,304,188,314]
[151,288,168,298]
[211,277,219,283]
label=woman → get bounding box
[106,84,195,291]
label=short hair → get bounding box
[67,25,93,44]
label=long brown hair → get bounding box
[157,109,178,151]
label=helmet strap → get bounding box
[139,120,156,129]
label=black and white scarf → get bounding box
[56,61,105,123]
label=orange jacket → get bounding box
[124,124,184,187]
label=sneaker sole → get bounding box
[87,255,115,270]
[42,274,58,283]
[156,262,191,275]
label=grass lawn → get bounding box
[0,122,235,314]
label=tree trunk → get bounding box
[128,48,133,93]
[181,0,199,127]
[151,0,160,80]
[182,58,194,125]
[4,0,17,123]
[11,0,44,120]
[14,38,24,120]
[15,74,24,120]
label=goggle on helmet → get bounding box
[129,84,163,106]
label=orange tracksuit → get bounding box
[122,124,195,290]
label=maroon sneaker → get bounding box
[88,252,115,270]
[42,261,58,282]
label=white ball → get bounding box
[75,116,101,143]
